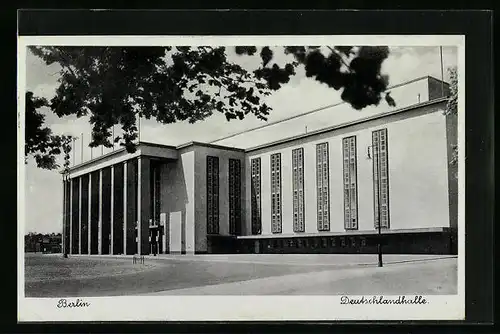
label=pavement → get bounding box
[25,253,458,297]
[142,256,457,295]
[69,253,456,267]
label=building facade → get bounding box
[61,76,458,256]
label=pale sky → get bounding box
[24,45,457,234]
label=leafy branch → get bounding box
[27,45,396,169]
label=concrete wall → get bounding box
[194,146,246,252]
[244,102,451,237]
[160,149,195,254]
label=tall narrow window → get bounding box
[373,128,390,229]
[316,142,330,231]
[229,158,242,235]
[270,153,282,233]
[207,156,219,234]
[251,158,261,235]
[292,148,305,232]
[150,161,161,225]
[342,136,358,230]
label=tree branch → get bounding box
[57,48,78,77]
[327,46,352,72]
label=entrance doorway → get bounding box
[149,223,164,255]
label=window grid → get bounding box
[206,156,219,234]
[251,158,262,235]
[373,128,390,229]
[316,142,330,231]
[342,136,358,230]
[292,148,305,232]
[229,159,242,235]
[270,153,282,233]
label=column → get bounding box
[101,167,112,254]
[112,164,124,255]
[98,169,103,255]
[62,178,66,255]
[88,173,92,254]
[69,178,73,254]
[71,178,80,254]
[80,174,89,254]
[160,213,167,254]
[137,157,141,255]
[137,157,151,255]
[110,166,114,255]
[123,161,127,254]
[79,177,82,254]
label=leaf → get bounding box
[234,46,257,56]
[260,46,273,67]
[385,92,396,107]
[27,45,395,171]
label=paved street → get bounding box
[146,257,457,295]
[24,254,457,297]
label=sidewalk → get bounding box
[143,257,457,295]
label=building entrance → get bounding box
[149,223,164,255]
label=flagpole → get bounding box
[80,133,84,163]
[440,46,445,97]
[112,125,115,151]
[72,137,76,166]
[90,133,93,160]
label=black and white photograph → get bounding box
[18,34,465,321]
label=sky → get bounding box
[23,45,458,234]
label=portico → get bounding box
[62,142,178,255]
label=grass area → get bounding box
[25,254,333,297]
[24,254,158,283]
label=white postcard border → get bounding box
[17,34,466,322]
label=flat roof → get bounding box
[176,141,245,152]
[208,76,450,145]
[64,140,243,173]
[62,76,450,172]
[64,141,176,173]
[245,97,448,153]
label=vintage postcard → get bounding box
[18,35,465,321]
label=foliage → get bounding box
[444,66,458,167]
[25,91,73,170]
[27,46,395,169]
[445,66,458,116]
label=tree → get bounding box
[445,66,458,166]
[27,46,396,169]
[25,91,73,171]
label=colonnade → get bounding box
[62,157,154,255]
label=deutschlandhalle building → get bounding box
[61,76,458,256]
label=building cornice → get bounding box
[176,141,245,153]
[244,97,448,153]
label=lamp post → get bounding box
[376,168,383,268]
[367,146,383,267]
[62,171,69,258]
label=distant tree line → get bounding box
[25,232,62,253]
